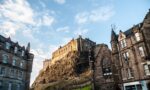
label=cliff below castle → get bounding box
[31,51,92,90]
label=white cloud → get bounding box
[0,0,35,25]
[54,0,66,4]
[74,28,89,36]
[0,21,23,37]
[0,0,57,86]
[0,0,56,37]
[75,12,89,24]
[56,26,70,33]
[42,15,55,26]
[75,6,115,24]
[89,6,115,22]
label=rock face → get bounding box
[32,51,91,90]
[31,44,114,90]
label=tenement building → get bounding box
[0,35,34,90]
[111,9,150,90]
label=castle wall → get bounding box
[51,39,78,64]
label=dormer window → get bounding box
[120,39,126,48]
[135,32,140,41]
[21,50,24,56]
[6,42,11,49]
[14,47,18,54]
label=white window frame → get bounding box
[139,46,145,57]
[144,64,150,75]
[135,32,140,41]
[120,39,127,48]
[127,68,133,79]
[123,52,129,61]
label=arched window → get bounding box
[2,54,8,63]
[101,58,112,77]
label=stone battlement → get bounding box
[50,36,96,64]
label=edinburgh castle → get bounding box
[31,9,150,90]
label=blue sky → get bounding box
[0,0,150,85]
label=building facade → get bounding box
[93,44,116,90]
[111,9,150,90]
[50,35,96,64]
[0,35,34,90]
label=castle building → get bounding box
[0,35,34,90]
[111,9,150,90]
[51,35,96,64]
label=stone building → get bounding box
[0,35,34,90]
[93,44,115,90]
[111,9,150,90]
[49,35,96,64]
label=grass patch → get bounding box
[74,85,92,90]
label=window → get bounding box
[144,64,150,75]
[139,46,145,57]
[18,71,23,79]
[6,42,11,49]
[12,58,16,66]
[120,39,126,48]
[102,59,112,77]
[135,32,140,41]
[8,83,12,90]
[10,69,15,77]
[0,80,2,87]
[123,52,129,62]
[14,47,18,53]
[20,61,24,68]
[2,54,8,63]
[126,68,134,79]
[0,67,5,76]
[102,67,112,76]
[21,50,24,56]
[17,84,20,90]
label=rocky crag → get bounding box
[31,51,92,90]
